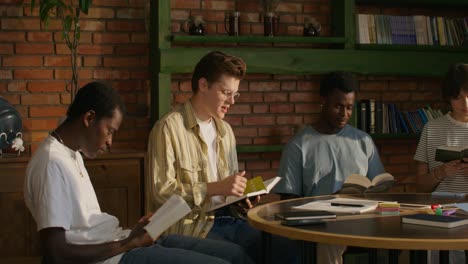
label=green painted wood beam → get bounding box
[171,35,346,44]
[356,0,468,7]
[160,47,468,77]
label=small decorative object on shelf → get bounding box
[263,12,279,36]
[259,0,280,36]
[225,11,240,36]
[303,16,321,37]
[0,97,25,157]
[182,15,205,36]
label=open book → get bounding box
[338,173,394,194]
[292,198,379,214]
[143,194,191,240]
[435,146,468,162]
[207,176,281,212]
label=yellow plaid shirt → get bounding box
[146,100,239,238]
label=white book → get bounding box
[143,194,191,240]
[292,198,379,214]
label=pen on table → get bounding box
[330,203,365,207]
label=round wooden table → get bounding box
[247,193,468,264]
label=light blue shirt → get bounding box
[273,125,385,197]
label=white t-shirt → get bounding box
[24,136,130,264]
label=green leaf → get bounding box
[64,15,72,33]
[79,0,92,14]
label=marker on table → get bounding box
[330,203,365,207]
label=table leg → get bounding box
[388,249,399,264]
[368,248,378,263]
[410,250,427,264]
[301,241,316,264]
[261,232,271,264]
[439,250,449,264]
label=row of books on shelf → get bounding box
[349,100,444,135]
[356,14,468,46]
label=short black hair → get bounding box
[320,71,358,97]
[191,51,246,93]
[66,82,126,122]
[442,63,468,102]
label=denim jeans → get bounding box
[119,234,253,264]
[207,216,301,264]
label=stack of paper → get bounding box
[292,198,379,214]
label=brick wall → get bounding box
[1,0,449,191]
[0,0,151,153]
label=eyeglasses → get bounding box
[220,89,240,100]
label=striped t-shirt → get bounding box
[414,113,468,192]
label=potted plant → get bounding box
[31,0,92,100]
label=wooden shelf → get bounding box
[356,0,468,7]
[357,44,468,53]
[171,35,346,44]
[159,47,468,76]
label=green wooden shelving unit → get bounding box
[150,0,468,152]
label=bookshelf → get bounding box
[150,0,468,151]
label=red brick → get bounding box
[83,57,102,67]
[246,160,270,170]
[83,8,115,19]
[14,69,53,80]
[94,33,130,44]
[93,0,128,7]
[243,116,275,125]
[0,32,25,42]
[298,80,319,91]
[3,56,42,67]
[229,104,251,114]
[44,56,72,67]
[21,94,60,105]
[250,81,281,92]
[290,92,318,102]
[27,32,53,42]
[23,118,58,130]
[104,57,142,67]
[1,94,20,104]
[1,18,40,30]
[253,105,268,113]
[116,8,145,19]
[55,44,71,55]
[270,104,294,113]
[107,21,145,31]
[78,45,114,55]
[236,1,261,13]
[171,0,201,9]
[131,71,149,79]
[16,43,54,54]
[30,131,49,143]
[264,92,287,102]
[277,115,303,125]
[0,70,13,79]
[92,69,130,80]
[258,126,293,137]
[28,81,66,92]
[171,10,190,21]
[131,33,148,43]
[0,44,13,54]
[280,14,296,24]
[114,45,147,55]
[79,21,106,32]
[232,127,257,137]
[54,69,92,80]
[7,81,27,92]
[29,106,67,117]
[203,0,234,10]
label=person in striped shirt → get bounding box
[414,63,468,193]
[414,63,468,264]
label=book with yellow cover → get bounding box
[207,176,281,212]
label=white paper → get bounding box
[292,198,379,214]
[455,203,468,213]
[144,194,191,240]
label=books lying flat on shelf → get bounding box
[435,146,468,162]
[143,194,192,240]
[338,173,395,194]
[275,210,336,221]
[207,176,281,212]
[292,198,379,214]
[401,214,468,228]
